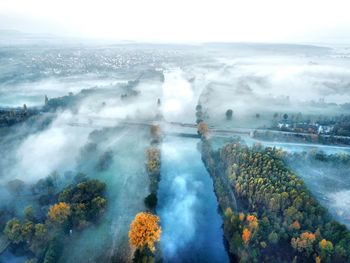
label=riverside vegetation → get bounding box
[201,136,350,263]
[2,173,107,263]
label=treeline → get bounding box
[145,124,162,211]
[253,130,350,146]
[201,140,350,262]
[285,149,350,166]
[2,173,107,263]
[131,124,162,263]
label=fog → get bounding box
[286,153,350,228]
[158,137,229,262]
[1,43,350,262]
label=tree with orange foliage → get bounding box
[247,215,258,230]
[242,228,251,245]
[291,232,316,256]
[129,212,161,252]
[239,213,245,222]
[48,202,71,224]
[197,121,209,139]
[315,256,321,263]
[319,239,333,259]
[291,220,301,230]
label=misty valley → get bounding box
[1,43,350,263]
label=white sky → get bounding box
[0,0,349,43]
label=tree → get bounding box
[96,150,113,171]
[226,109,233,120]
[224,208,233,219]
[283,113,288,120]
[4,218,23,244]
[24,205,35,221]
[91,196,107,216]
[48,202,71,224]
[242,228,251,245]
[319,239,333,259]
[73,172,88,184]
[146,148,161,175]
[21,221,34,241]
[129,212,161,252]
[268,231,279,244]
[239,213,245,222]
[291,232,316,256]
[291,220,301,230]
[43,238,62,263]
[144,193,158,209]
[247,215,258,230]
[34,223,48,241]
[150,125,161,142]
[196,104,202,111]
[58,178,106,225]
[7,179,25,195]
[197,121,209,139]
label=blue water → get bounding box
[157,136,229,263]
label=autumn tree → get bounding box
[239,213,245,222]
[319,239,333,259]
[247,215,258,230]
[242,228,251,245]
[48,202,71,224]
[129,212,161,252]
[291,232,316,256]
[197,121,209,139]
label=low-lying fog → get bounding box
[286,154,350,228]
[1,42,350,262]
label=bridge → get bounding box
[66,117,350,142]
[63,117,350,152]
[66,117,252,139]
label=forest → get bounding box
[201,138,350,262]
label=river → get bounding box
[157,136,229,263]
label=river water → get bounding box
[157,136,229,263]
